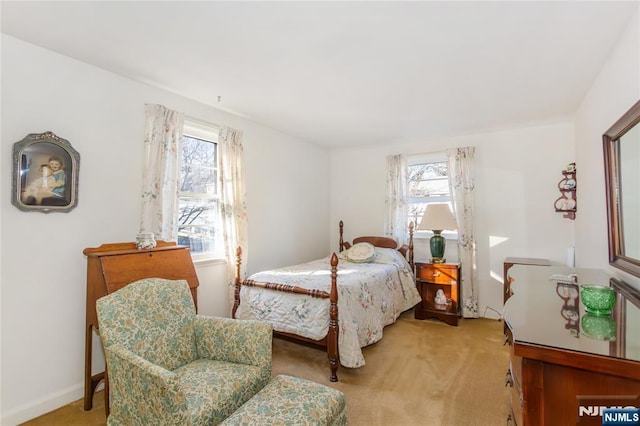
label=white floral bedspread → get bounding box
[235,248,421,368]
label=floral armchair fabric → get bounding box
[97,278,273,425]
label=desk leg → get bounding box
[104,367,110,416]
[84,324,105,411]
[84,324,94,410]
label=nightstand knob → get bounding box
[432,271,440,277]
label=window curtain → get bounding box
[218,127,248,305]
[447,147,478,318]
[384,154,409,246]
[140,104,184,241]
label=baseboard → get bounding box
[1,382,102,426]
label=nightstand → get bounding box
[414,262,461,326]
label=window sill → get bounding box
[192,255,227,266]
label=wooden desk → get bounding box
[83,241,199,413]
[504,265,640,425]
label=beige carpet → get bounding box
[272,311,510,425]
[23,311,509,425]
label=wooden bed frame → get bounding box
[232,221,414,382]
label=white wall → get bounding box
[330,122,576,318]
[0,35,330,425]
[574,10,640,290]
[330,6,640,318]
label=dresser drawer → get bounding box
[507,361,523,426]
[416,264,458,285]
[509,383,523,426]
[509,346,522,391]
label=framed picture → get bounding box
[11,131,80,213]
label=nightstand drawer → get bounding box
[416,264,458,285]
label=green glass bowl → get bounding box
[581,313,616,341]
[580,285,615,315]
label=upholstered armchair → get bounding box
[96,278,272,425]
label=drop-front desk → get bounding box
[503,265,640,426]
[83,241,199,414]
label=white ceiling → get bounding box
[1,1,637,148]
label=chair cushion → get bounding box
[97,278,198,371]
[174,359,270,425]
[221,374,347,425]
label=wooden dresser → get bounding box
[83,241,199,412]
[504,265,640,425]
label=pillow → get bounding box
[374,247,410,268]
[345,242,376,263]
[373,247,399,264]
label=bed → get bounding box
[232,221,420,382]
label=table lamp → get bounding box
[417,203,457,263]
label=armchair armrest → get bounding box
[194,316,272,370]
[105,344,190,424]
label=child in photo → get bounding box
[21,164,57,205]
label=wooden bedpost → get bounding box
[339,220,344,252]
[328,252,339,382]
[408,222,415,270]
[232,246,242,319]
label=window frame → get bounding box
[407,152,457,240]
[180,119,224,262]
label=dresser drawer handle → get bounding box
[505,370,513,387]
[431,271,440,277]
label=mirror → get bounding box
[603,100,640,277]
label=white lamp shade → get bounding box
[417,203,457,231]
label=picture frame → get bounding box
[11,131,80,213]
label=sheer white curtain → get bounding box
[447,147,478,318]
[384,154,409,246]
[218,127,248,303]
[140,104,184,241]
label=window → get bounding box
[179,120,221,259]
[407,153,454,235]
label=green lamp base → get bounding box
[430,230,446,263]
